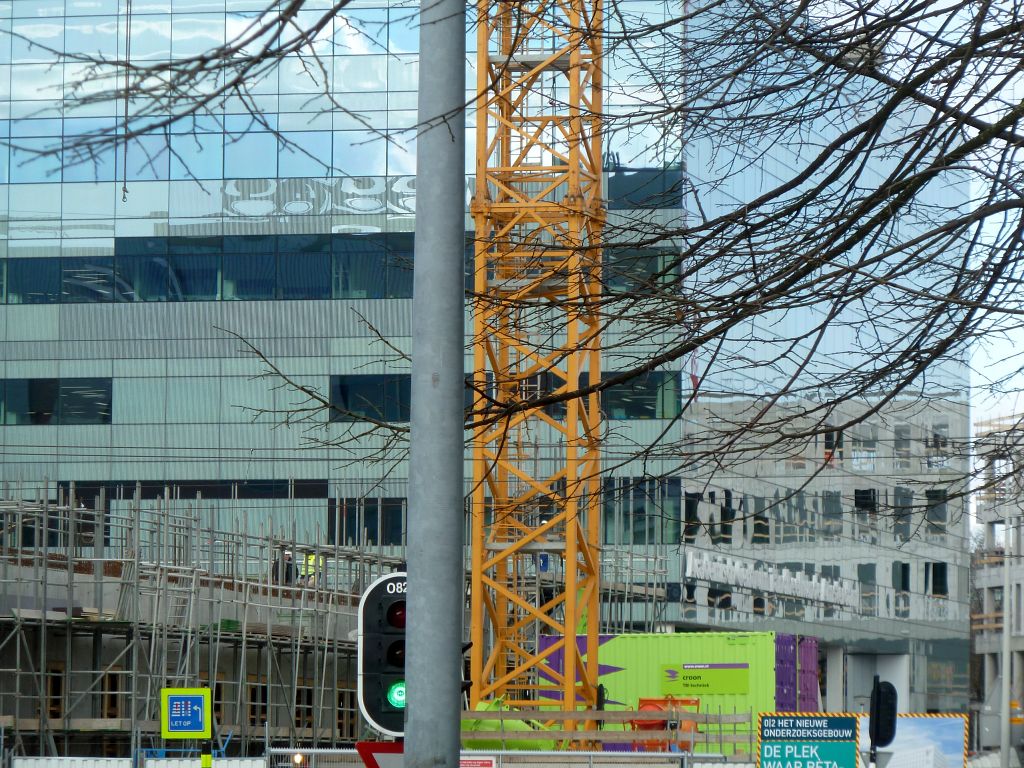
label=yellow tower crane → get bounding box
[469,0,604,714]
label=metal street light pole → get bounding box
[406,0,467,766]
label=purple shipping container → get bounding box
[775,634,798,711]
[797,636,820,710]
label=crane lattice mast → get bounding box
[469,0,604,713]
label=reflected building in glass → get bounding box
[0,0,969,735]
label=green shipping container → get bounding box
[541,631,780,753]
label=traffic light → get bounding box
[868,675,898,749]
[357,571,408,737]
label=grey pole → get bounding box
[406,0,466,764]
[1002,515,1013,768]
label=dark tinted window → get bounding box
[279,252,331,299]
[223,252,276,300]
[381,498,405,545]
[115,255,169,302]
[2,233,479,304]
[58,378,113,424]
[115,237,167,257]
[62,257,114,303]
[601,371,680,419]
[4,378,59,424]
[280,234,331,253]
[604,247,678,291]
[168,253,220,301]
[7,258,61,304]
[386,233,414,298]
[224,235,274,254]
[168,235,222,254]
[606,166,684,210]
[333,234,386,298]
[330,374,411,422]
[2,378,113,425]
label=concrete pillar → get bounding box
[826,645,845,711]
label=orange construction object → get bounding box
[468,0,605,717]
[631,697,700,752]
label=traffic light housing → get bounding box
[869,675,898,749]
[357,571,407,737]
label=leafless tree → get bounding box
[14,0,1024,534]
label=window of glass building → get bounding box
[168,253,221,301]
[330,374,411,423]
[62,257,114,302]
[385,233,414,298]
[2,378,59,424]
[170,131,223,180]
[752,595,768,615]
[822,490,842,540]
[717,489,734,544]
[894,486,913,541]
[59,379,113,425]
[858,562,877,616]
[225,131,278,178]
[332,234,387,299]
[605,164,684,210]
[601,370,680,419]
[707,585,732,610]
[280,252,332,300]
[7,258,61,304]
[851,425,877,471]
[752,496,770,543]
[601,476,680,545]
[114,251,170,302]
[892,561,910,617]
[0,233,474,305]
[894,424,912,469]
[330,497,405,547]
[854,488,877,537]
[1,378,112,425]
[821,564,841,617]
[223,251,276,301]
[604,246,678,292]
[683,491,701,544]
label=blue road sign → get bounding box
[167,695,204,732]
[160,687,212,739]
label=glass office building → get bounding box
[0,0,969,721]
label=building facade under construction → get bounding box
[0,484,669,758]
[0,0,972,755]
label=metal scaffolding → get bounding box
[0,478,665,757]
[0,483,402,757]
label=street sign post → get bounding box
[160,687,212,740]
[759,714,859,768]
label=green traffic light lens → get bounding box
[386,680,406,709]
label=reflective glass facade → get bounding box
[0,0,970,718]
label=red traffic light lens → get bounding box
[386,639,405,667]
[386,600,406,629]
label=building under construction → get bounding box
[0,483,668,758]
